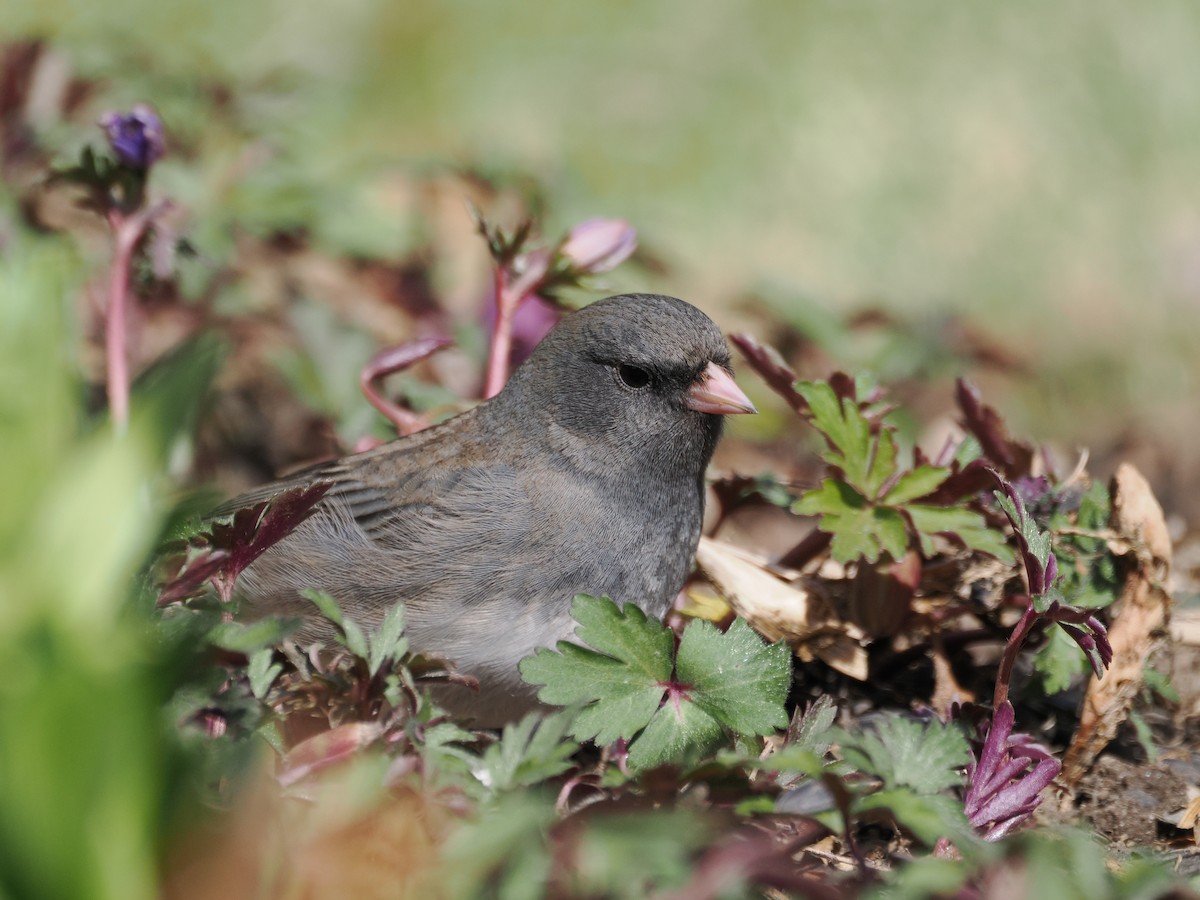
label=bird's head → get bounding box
[496,293,755,480]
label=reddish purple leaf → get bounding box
[158,482,332,605]
[989,468,1052,595]
[917,458,996,506]
[729,333,809,415]
[156,548,231,606]
[955,378,1033,477]
[279,721,383,787]
[1048,610,1112,677]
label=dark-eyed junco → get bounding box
[220,293,755,724]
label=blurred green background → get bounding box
[9,0,1198,473]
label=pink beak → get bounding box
[685,361,757,416]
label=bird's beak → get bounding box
[685,362,757,415]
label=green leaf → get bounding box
[448,794,711,899]
[0,242,198,900]
[906,505,1015,563]
[834,715,969,794]
[1142,663,1179,704]
[758,746,826,777]
[790,695,838,756]
[735,795,778,816]
[441,791,556,900]
[794,379,1012,565]
[302,588,371,659]
[473,710,580,793]
[247,648,283,700]
[520,597,791,770]
[1067,576,1120,610]
[207,617,299,653]
[877,856,971,900]
[566,808,712,897]
[519,596,673,746]
[676,618,791,735]
[798,381,875,488]
[795,480,908,563]
[340,616,369,660]
[884,465,949,505]
[1052,485,1120,611]
[1076,480,1111,530]
[953,433,984,467]
[993,489,1054,576]
[368,603,408,677]
[570,594,675,684]
[864,427,900,498]
[628,699,726,770]
[419,720,483,781]
[858,789,974,847]
[741,473,798,508]
[792,477,862,518]
[1033,584,1067,615]
[1032,624,1087,694]
[302,587,344,628]
[131,334,226,464]
[796,696,835,753]
[1128,710,1158,762]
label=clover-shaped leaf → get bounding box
[519,596,790,770]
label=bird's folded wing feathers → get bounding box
[208,458,349,518]
[210,453,524,551]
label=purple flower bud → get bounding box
[1012,475,1052,509]
[510,295,561,365]
[559,218,637,274]
[1060,623,1105,677]
[1086,615,1114,668]
[1060,623,1094,653]
[1042,551,1057,590]
[964,701,1061,841]
[99,104,165,170]
[482,288,560,366]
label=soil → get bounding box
[1070,756,1186,845]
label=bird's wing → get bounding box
[208,458,345,518]
[209,410,519,549]
[208,457,435,542]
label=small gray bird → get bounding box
[221,293,755,724]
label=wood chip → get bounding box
[695,536,869,679]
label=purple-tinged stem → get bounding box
[483,267,518,398]
[104,210,142,430]
[359,336,453,436]
[103,201,169,431]
[994,602,1038,710]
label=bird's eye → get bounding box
[616,363,652,389]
